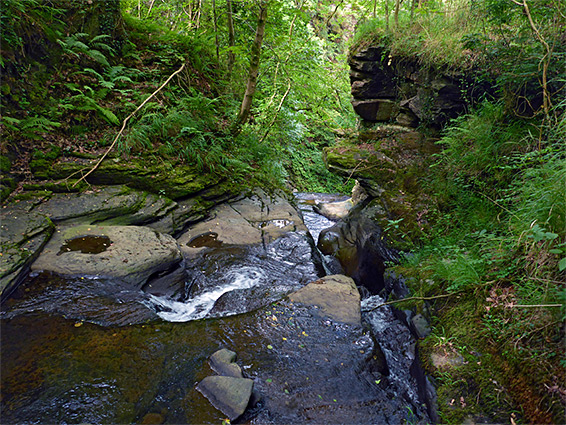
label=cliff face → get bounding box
[349,46,489,128]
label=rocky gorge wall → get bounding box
[349,45,491,128]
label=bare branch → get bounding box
[73,62,186,187]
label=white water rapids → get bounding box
[148,267,266,322]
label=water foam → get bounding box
[148,267,265,322]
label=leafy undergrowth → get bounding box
[390,102,566,423]
[1,7,237,200]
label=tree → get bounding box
[235,0,269,130]
[226,0,236,76]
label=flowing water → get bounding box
[0,193,432,424]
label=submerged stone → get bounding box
[196,376,254,420]
[209,348,243,378]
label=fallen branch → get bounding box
[73,62,186,187]
[366,292,459,311]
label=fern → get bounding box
[57,32,113,67]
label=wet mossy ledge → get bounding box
[0,155,242,300]
[28,154,227,201]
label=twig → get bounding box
[73,62,186,187]
[259,79,292,143]
[366,292,459,311]
[511,304,562,308]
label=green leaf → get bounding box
[559,258,566,272]
[86,49,110,67]
[96,106,120,125]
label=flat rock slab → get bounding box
[288,274,361,325]
[196,376,254,420]
[177,191,307,258]
[31,225,181,287]
[32,185,176,225]
[0,206,54,298]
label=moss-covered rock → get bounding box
[0,207,54,299]
[324,127,439,250]
[30,156,223,200]
[0,155,11,173]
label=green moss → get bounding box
[12,190,53,201]
[23,181,87,193]
[0,156,12,172]
[0,177,17,201]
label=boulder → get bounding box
[288,275,361,325]
[0,206,54,299]
[317,203,398,294]
[352,99,398,122]
[209,349,243,378]
[196,376,254,421]
[31,225,182,288]
[313,198,353,220]
[410,313,432,339]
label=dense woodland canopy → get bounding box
[1,0,565,423]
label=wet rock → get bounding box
[174,191,321,319]
[288,275,361,325]
[142,263,188,301]
[318,203,398,294]
[201,232,321,318]
[209,349,243,378]
[196,376,254,421]
[32,186,176,225]
[31,225,182,288]
[1,271,159,326]
[177,190,306,258]
[410,313,431,339]
[0,206,54,299]
[313,198,353,220]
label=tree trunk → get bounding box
[394,0,401,28]
[235,1,268,129]
[212,0,219,60]
[385,0,390,30]
[226,0,236,76]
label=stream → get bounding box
[0,193,432,424]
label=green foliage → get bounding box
[57,33,115,67]
[350,3,484,69]
[434,101,530,192]
[284,138,353,193]
[1,115,61,140]
[0,0,65,66]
